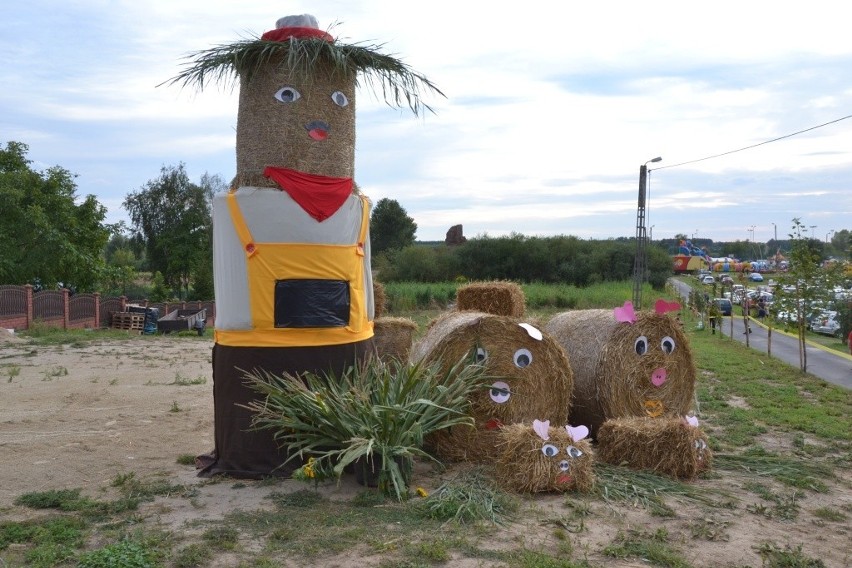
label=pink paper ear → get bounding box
[532,419,550,441]
[685,415,699,427]
[613,300,637,324]
[655,299,681,315]
[566,424,589,442]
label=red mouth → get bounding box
[557,474,572,485]
[485,418,504,430]
[308,128,328,141]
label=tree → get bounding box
[123,165,223,299]
[0,141,110,289]
[370,198,417,254]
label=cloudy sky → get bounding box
[3,1,851,244]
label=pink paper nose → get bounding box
[651,368,667,387]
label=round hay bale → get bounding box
[496,420,595,493]
[373,280,386,319]
[372,317,417,363]
[545,309,695,438]
[236,54,357,185]
[596,416,712,480]
[411,311,574,463]
[456,281,525,317]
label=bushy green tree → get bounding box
[0,141,110,289]
[370,198,417,254]
[123,166,223,299]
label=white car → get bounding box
[809,310,842,337]
[702,275,715,284]
[748,272,764,282]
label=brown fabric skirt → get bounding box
[198,339,374,479]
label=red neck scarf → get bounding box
[263,167,353,222]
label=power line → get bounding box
[652,113,852,171]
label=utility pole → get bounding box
[632,157,661,310]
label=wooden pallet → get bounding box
[111,312,145,331]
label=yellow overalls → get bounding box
[214,190,374,347]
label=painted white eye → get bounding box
[661,336,676,355]
[274,86,301,103]
[559,460,570,472]
[489,381,511,404]
[331,90,349,107]
[694,439,707,450]
[634,336,648,356]
[541,443,559,457]
[566,446,583,459]
[475,347,488,364]
[513,348,532,368]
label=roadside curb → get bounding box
[739,316,852,361]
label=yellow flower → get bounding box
[416,487,428,498]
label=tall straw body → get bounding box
[236,56,357,185]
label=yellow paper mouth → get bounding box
[644,399,664,418]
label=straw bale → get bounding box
[596,416,712,480]
[372,317,417,364]
[545,309,696,438]
[411,311,573,463]
[236,55,357,186]
[373,280,386,319]
[496,422,595,493]
[456,281,525,317]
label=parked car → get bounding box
[701,275,715,285]
[714,298,732,316]
[808,310,842,337]
[749,272,764,282]
[720,275,734,285]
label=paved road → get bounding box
[669,278,852,390]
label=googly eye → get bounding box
[274,86,301,103]
[513,348,532,368]
[475,347,488,364]
[566,446,583,459]
[661,336,676,355]
[330,91,349,107]
[541,443,559,457]
[489,381,511,404]
[559,460,570,472]
[635,336,648,356]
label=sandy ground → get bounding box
[1,332,850,567]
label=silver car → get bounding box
[808,310,841,337]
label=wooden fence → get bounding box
[0,285,215,332]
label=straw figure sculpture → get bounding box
[167,14,442,478]
[410,311,574,463]
[596,415,712,480]
[372,317,418,364]
[456,281,525,317]
[496,420,595,493]
[544,299,695,439]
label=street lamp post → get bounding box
[632,156,662,310]
[771,222,777,243]
[826,229,834,243]
[809,225,816,240]
[650,225,655,243]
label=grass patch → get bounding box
[603,528,691,567]
[77,538,160,568]
[714,453,831,492]
[755,542,826,567]
[417,467,518,525]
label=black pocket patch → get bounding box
[274,280,350,328]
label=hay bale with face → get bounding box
[496,420,595,493]
[596,415,712,480]
[372,317,418,364]
[456,281,525,317]
[544,300,695,438]
[411,311,573,463]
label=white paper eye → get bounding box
[331,90,349,107]
[273,86,301,103]
[541,443,559,457]
[566,446,583,459]
[634,336,648,355]
[661,336,676,355]
[489,381,511,404]
[475,347,488,364]
[513,348,532,368]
